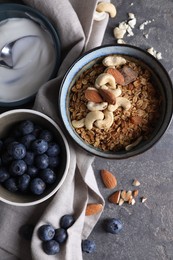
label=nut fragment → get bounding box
[141,197,147,203]
[129,197,136,205]
[132,179,141,187]
[132,190,139,198]
[121,190,132,202]
[108,190,121,204]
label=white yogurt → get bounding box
[0,18,57,104]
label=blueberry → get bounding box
[60,214,75,229]
[18,174,30,192]
[35,154,49,169]
[27,166,38,178]
[40,168,56,184]
[20,134,36,149]
[24,151,34,166]
[39,130,53,143]
[38,224,55,241]
[4,136,15,146]
[1,150,13,165]
[82,239,96,253]
[46,142,60,157]
[4,177,18,192]
[8,142,26,160]
[30,177,46,195]
[42,240,60,255]
[54,228,67,244]
[0,167,10,182]
[18,120,34,135]
[104,218,123,234]
[31,139,48,155]
[48,156,60,168]
[19,224,35,241]
[10,160,27,176]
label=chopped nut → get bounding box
[118,198,124,206]
[129,197,136,205]
[132,179,141,187]
[141,197,147,203]
[132,190,139,197]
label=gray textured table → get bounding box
[85,1,173,260]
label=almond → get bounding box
[108,190,121,204]
[85,88,103,103]
[100,169,117,189]
[85,203,103,216]
[106,67,125,85]
[98,89,116,105]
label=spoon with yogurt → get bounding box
[0,35,38,69]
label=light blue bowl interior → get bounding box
[59,45,173,159]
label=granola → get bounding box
[69,55,162,152]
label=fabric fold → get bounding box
[0,0,110,259]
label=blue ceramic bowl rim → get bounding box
[0,3,61,107]
[59,44,173,159]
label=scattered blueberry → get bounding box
[4,177,18,192]
[0,167,10,182]
[54,228,67,244]
[10,160,27,176]
[31,139,48,155]
[40,168,56,184]
[38,224,55,241]
[35,154,49,169]
[60,214,75,229]
[39,130,53,143]
[19,224,35,241]
[30,177,46,195]
[47,142,60,157]
[42,240,60,255]
[18,120,34,135]
[104,218,123,234]
[18,174,30,192]
[82,239,96,253]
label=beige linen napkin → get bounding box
[0,0,110,259]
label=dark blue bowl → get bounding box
[59,45,173,159]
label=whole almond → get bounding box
[98,89,116,105]
[108,190,121,204]
[100,169,117,189]
[85,203,103,216]
[85,88,103,103]
[106,67,125,85]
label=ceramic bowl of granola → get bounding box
[59,45,173,159]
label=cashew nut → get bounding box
[96,2,117,18]
[95,110,114,129]
[108,97,131,112]
[125,136,143,151]
[85,111,104,130]
[72,118,85,128]
[87,101,108,111]
[101,85,122,97]
[93,10,107,21]
[95,73,116,89]
[113,27,126,39]
[102,55,127,67]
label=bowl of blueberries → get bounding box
[0,109,70,206]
